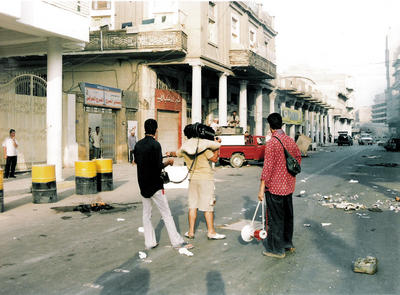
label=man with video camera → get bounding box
[167,123,226,240]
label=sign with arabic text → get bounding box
[80,82,122,109]
[281,107,303,125]
[155,89,182,111]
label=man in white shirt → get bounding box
[2,129,18,178]
[92,126,103,159]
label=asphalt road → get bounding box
[0,145,399,295]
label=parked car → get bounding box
[337,134,353,146]
[384,138,400,151]
[358,134,374,145]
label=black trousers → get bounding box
[129,149,134,163]
[5,156,17,178]
[262,191,294,254]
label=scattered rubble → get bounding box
[321,223,331,227]
[138,251,147,259]
[353,256,378,275]
[349,179,359,183]
[178,248,194,257]
[303,224,311,227]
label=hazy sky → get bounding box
[265,0,400,107]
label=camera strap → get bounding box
[169,138,201,184]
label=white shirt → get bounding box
[92,132,102,148]
[2,137,18,156]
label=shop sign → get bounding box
[80,82,122,109]
[155,89,182,111]
[281,107,303,125]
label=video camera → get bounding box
[184,123,216,141]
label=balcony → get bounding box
[229,50,276,79]
[82,29,187,57]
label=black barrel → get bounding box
[75,161,97,195]
[95,159,113,192]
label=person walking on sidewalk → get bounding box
[133,119,192,250]
[167,124,226,241]
[258,113,301,259]
[2,129,18,179]
[128,127,137,163]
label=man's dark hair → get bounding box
[267,113,283,130]
[144,119,158,135]
[9,129,15,134]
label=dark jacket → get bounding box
[133,136,164,198]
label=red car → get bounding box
[219,135,266,168]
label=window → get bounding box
[208,2,217,44]
[92,1,111,10]
[231,14,240,43]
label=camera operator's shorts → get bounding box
[188,179,215,212]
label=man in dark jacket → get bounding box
[134,119,191,250]
[258,113,302,258]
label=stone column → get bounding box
[269,91,276,114]
[290,104,295,139]
[191,63,202,123]
[310,107,315,142]
[324,113,329,144]
[255,87,263,135]
[320,111,324,144]
[315,110,320,144]
[47,37,63,181]
[304,107,310,137]
[239,80,248,131]
[218,72,228,126]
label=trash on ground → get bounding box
[349,179,359,183]
[356,213,370,219]
[138,251,147,259]
[368,207,383,212]
[321,201,366,211]
[116,218,125,222]
[61,216,72,220]
[301,179,307,183]
[303,224,311,227]
[395,197,400,202]
[389,205,400,213]
[321,223,331,227]
[178,248,194,256]
[353,256,378,275]
[366,163,398,167]
[113,269,130,273]
[83,283,103,289]
[224,243,228,246]
[138,227,144,233]
[143,259,152,263]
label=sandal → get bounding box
[207,233,226,240]
[184,232,195,240]
[174,241,194,250]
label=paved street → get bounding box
[0,145,399,295]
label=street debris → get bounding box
[395,197,400,202]
[321,201,366,211]
[301,179,307,183]
[321,223,331,227]
[178,248,194,257]
[83,283,103,290]
[368,207,383,212]
[61,216,72,220]
[356,213,370,219]
[116,218,125,222]
[349,179,359,183]
[138,227,144,233]
[353,256,378,275]
[224,243,228,246]
[303,224,311,227]
[366,163,398,167]
[138,251,147,259]
[362,155,381,159]
[113,269,130,273]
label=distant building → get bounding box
[355,106,372,124]
[386,32,400,136]
[371,93,387,124]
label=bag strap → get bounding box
[273,136,287,152]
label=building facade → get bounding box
[371,93,387,124]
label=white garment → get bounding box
[92,132,101,148]
[141,190,184,249]
[2,137,18,156]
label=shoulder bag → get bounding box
[273,136,301,176]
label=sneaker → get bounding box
[262,251,286,259]
[207,233,226,240]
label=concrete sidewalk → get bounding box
[1,163,142,215]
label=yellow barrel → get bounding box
[31,165,57,204]
[95,158,113,192]
[75,161,97,178]
[0,169,4,212]
[75,161,97,195]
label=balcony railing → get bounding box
[229,50,276,79]
[84,30,187,55]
